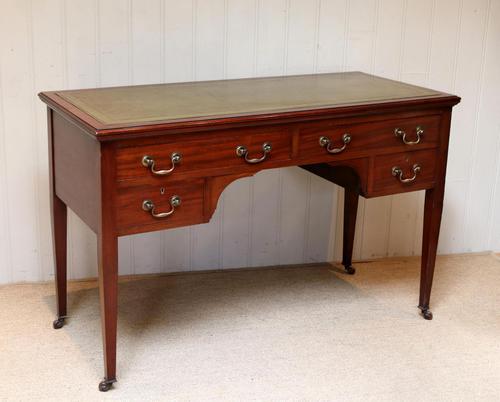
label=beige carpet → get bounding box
[1,254,500,401]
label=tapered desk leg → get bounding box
[51,194,67,329]
[342,187,359,275]
[48,106,68,330]
[97,227,118,392]
[418,188,444,320]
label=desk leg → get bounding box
[342,187,358,275]
[51,195,67,329]
[418,187,444,320]
[97,229,118,392]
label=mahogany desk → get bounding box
[39,72,460,391]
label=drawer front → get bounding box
[116,179,205,234]
[370,149,438,195]
[299,114,440,160]
[116,127,292,181]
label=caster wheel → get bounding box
[344,265,356,275]
[53,317,65,329]
[419,306,433,320]
[98,378,116,392]
[422,309,433,320]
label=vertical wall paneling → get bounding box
[464,0,498,252]
[0,60,13,284]
[131,231,162,275]
[0,1,41,282]
[255,0,287,76]
[361,197,393,259]
[372,0,404,79]
[447,0,490,183]
[437,180,468,254]
[68,214,98,279]
[449,0,489,250]
[191,207,224,270]
[427,0,461,92]
[278,168,310,265]
[30,0,64,282]
[386,193,417,257]
[226,0,257,79]
[306,176,335,263]
[1,0,500,284]
[286,0,318,74]
[343,0,377,71]
[316,0,348,73]
[194,0,225,80]
[488,0,500,253]
[131,0,163,85]
[250,170,281,267]
[65,1,98,89]
[99,0,130,86]
[164,0,194,82]
[118,237,134,276]
[221,178,252,269]
[163,227,191,272]
[400,0,434,85]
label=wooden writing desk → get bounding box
[39,72,460,391]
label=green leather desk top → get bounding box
[55,72,445,127]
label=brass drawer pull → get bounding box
[394,126,423,145]
[319,133,351,154]
[142,195,181,218]
[141,153,182,175]
[392,164,421,183]
[236,142,272,164]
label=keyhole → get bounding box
[160,187,165,195]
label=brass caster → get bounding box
[52,317,65,329]
[98,378,116,392]
[419,306,433,320]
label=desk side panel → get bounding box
[52,110,100,232]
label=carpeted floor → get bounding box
[1,254,500,401]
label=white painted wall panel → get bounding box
[164,0,194,82]
[0,0,499,284]
[31,0,65,282]
[316,0,347,73]
[226,0,257,79]
[250,170,281,267]
[255,0,287,76]
[0,61,12,284]
[464,0,500,252]
[0,1,41,282]
[99,0,130,86]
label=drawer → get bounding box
[370,149,438,196]
[299,114,440,160]
[116,127,292,181]
[115,179,205,234]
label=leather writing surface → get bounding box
[57,72,442,126]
